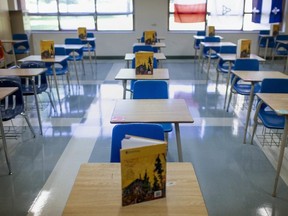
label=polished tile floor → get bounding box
[1,57,288,216]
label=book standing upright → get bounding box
[135,51,154,75]
[120,135,167,207]
[270,24,280,37]
[78,27,87,39]
[144,31,157,45]
[206,26,215,37]
[40,40,55,59]
[236,39,251,58]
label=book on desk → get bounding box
[78,27,87,39]
[40,40,55,59]
[120,135,167,206]
[270,24,280,37]
[237,39,251,58]
[144,30,157,45]
[206,25,215,37]
[135,51,154,75]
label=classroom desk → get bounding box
[137,37,165,42]
[80,37,96,64]
[124,53,166,68]
[55,44,85,85]
[200,42,236,76]
[0,87,18,175]
[258,35,274,60]
[217,54,265,109]
[133,42,166,52]
[0,68,47,135]
[255,93,288,197]
[115,68,169,99]
[1,39,28,66]
[110,99,194,162]
[62,163,208,216]
[230,70,288,143]
[274,40,288,73]
[18,55,69,111]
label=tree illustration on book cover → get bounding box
[121,150,166,206]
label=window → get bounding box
[26,0,134,31]
[169,0,285,31]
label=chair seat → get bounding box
[233,83,261,95]
[161,123,173,133]
[203,53,219,59]
[83,47,95,52]
[258,111,285,129]
[217,64,234,73]
[14,49,30,55]
[67,55,83,61]
[46,67,68,76]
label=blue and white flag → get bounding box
[252,0,283,23]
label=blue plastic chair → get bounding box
[194,31,205,61]
[258,30,275,58]
[201,36,221,74]
[132,80,173,141]
[45,47,70,92]
[226,59,261,112]
[250,78,288,144]
[20,61,56,112]
[65,38,85,81]
[11,34,30,55]
[216,45,237,83]
[272,35,288,63]
[110,123,165,162]
[82,32,96,64]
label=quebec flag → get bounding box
[252,0,283,23]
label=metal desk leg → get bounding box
[243,83,255,143]
[52,64,62,112]
[175,123,183,162]
[272,117,288,196]
[72,52,80,85]
[122,80,127,99]
[0,112,12,174]
[31,79,43,135]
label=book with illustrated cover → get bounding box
[135,52,154,75]
[40,40,55,59]
[144,31,157,45]
[78,27,87,39]
[120,135,167,207]
[270,24,280,37]
[206,26,215,37]
[236,39,251,58]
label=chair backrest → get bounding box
[54,47,68,68]
[197,31,205,36]
[204,36,221,43]
[133,45,154,53]
[65,38,82,45]
[132,80,169,99]
[0,76,25,121]
[20,61,48,92]
[110,123,165,162]
[233,59,259,71]
[259,30,269,35]
[87,32,94,38]
[219,45,237,54]
[12,33,30,51]
[261,78,288,93]
[55,47,66,55]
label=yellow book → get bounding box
[237,39,251,58]
[120,135,167,207]
[78,27,87,39]
[135,52,154,75]
[270,24,280,37]
[40,40,54,59]
[144,30,157,45]
[206,26,215,37]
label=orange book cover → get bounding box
[78,27,87,39]
[120,135,167,207]
[40,40,55,59]
[144,31,157,45]
[237,39,251,58]
[135,52,154,75]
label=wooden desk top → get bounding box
[231,71,288,82]
[276,40,288,45]
[193,35,223,40]
[62,163,208,216]
[110,99,194,123]
[18,55,69,63]
[217,53,265,62]
[133,42,166,48]
[200,42,236,47]
[0,68,46,77]
[256,93,288,115]
[0,87,18,100]
[1,39,27,44]
[115,68,169,80]
[125,53,166,61]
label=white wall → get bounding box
[31,0,288,57]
